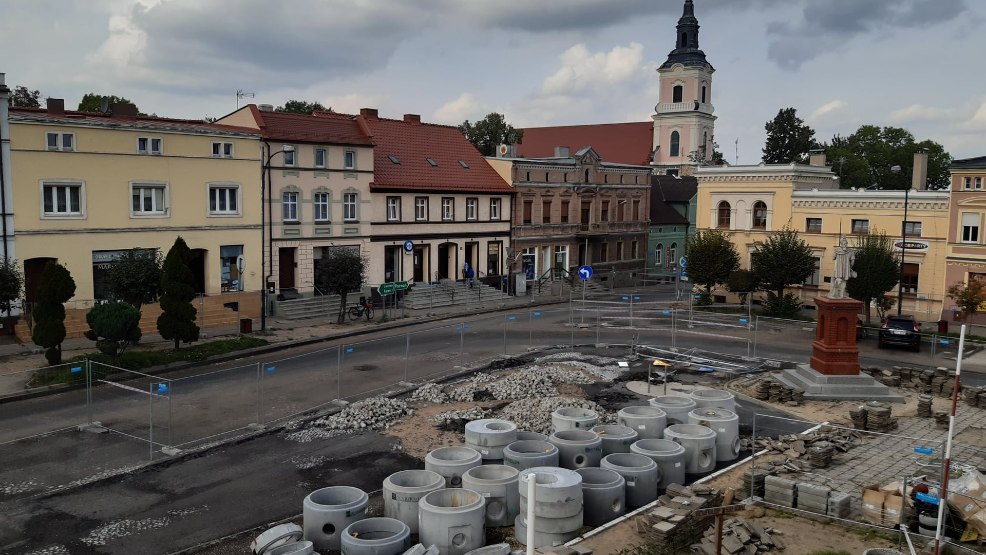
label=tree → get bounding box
[846,232,900,324]
[10,85,42,108]
[752,227,816,299]
[459,112,524,156]
[0,257,23,315]
[688,139,727,166]
[726,269,758,306]
[315,248,367,324]
[762,108,818,164]
[825,125,951,190]
[31,262,76,365]
[107,248,163,309]
[685,229,740,302]
[85,300,142,357]
[156,237,199,350]
[77,93,140,114]
[276,100,331,115]
[947,279,986,320]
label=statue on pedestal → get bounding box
[829,236,855,299]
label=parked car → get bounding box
[878,316,921,352]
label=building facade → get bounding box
[648,175,697,281]
[488,147,651,287]
[944,156,986,323]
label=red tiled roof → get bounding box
[9,107,260,136]
[358,113,513,194]
[516,122,654,166]
[256,108,373,145]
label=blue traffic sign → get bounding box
[679,257,688,268]
[578,265,593,280]
[403,240,414,253]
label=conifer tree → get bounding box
[156,237,199,350]
[31,262,76,365]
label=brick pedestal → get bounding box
[810,296,863,376]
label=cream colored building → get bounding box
[944,156,986,323]
[695,160,950,321]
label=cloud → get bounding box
[808,100,848,122]
[963,99,986,131]
[541,43,644,96]
[320,93,387,116]
[766,0,968,69]
[433,93,481,125]
[890,104,954,124]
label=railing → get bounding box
[537,267,574,294]
[656,101,715,115]
[575,221,649,234]
[513,223,582,238]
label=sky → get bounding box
[3,0,985,164]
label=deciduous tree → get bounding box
[10,85,42,108]
[752,227,816,299]
[685,230,739,303]
[459,113,524,156]
[726,269,758,306]
[847,232,900,324]
[276,100,331,114]
[947,278,986,320]
[156,237,199,350]
[107,248,162,309]
[762,108,818,164]
[824,125,951,190]
[78,93,141,114]
[85,300,142,357]
[31,262,76,365]
[0,257,23,315]
[315,248,367,324]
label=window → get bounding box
[600,243,608,262]
[212,142,234,158]
[459,160,470,169]
[601,200,610,222]
[426,158,438,167]
[489,198,501,221]
[314,192,330,222]
[962,213,980,243]
[701,85,707,104]
[632,200,640,220]
[209,184,239,215]
[560,200,570,223]
[343,192,358,221]
[523,200,533,224]
[670,131,680,157]
[220,245,244,292]
[806,218,822,233]
[387,197,401,222]
[415,197,429,221]
[901,263,919,295]
[345,150,356,170]
[282,192,299,222]
[752,201,768,229]
[46,132,74,151]
[137,137,162,155]
[616,242,624,260]
[131,183,167,216]
[283,147,296,167]
[466,198,478,221]
[964,177,973,190]
[978,177,983,190]
[442,197,454,221]
[42,181,83,217]
[851,219,869,234]
[717,201,731,229]
[314,148,326,168]
[804,256,821,287]
[672,85,683,103]
[655,243,664,267]
[667,243,677,269]
[903,221,922,237]
[387,154,400,165]
[542,199,552,224]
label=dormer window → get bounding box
[388,155,400,165]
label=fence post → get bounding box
[86,358,93,425]
[167,380,173,448]
[256,362,263,426]
[596,309,600,346]
[671,309,676,351]
[148,382,154,461]
[753,316,759,358]
[503,313,507,355]
[337,345,343,400]
[529,307,533,348]
[404,333,410,382]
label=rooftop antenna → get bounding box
[734,138,739,166]
[236,89,255,109]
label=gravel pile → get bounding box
[487,371,558,400]
[311,397,412,432]
[431,407,492,431]
[447,373,496,402]
[498,396,609,435]
[410,382,448,404]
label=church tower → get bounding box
[652,0,716,175]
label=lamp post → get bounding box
[892,164,909,316]
[261,143,294,332]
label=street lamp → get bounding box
[892,164,910,316]
[260,143,294,332]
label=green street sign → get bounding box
[394,281,409,291]
[379,283,396,295]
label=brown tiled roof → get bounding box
[358,112,513,194]
[650,175,697,225]
[257,108,373,145]
[517,122,654,166]
[9,107,260,137]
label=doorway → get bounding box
[437,242,457,281]
[189,249,206,295]
[413,245,428,283]
[278,247,296,291]
[465,242,479,278]
[384,245,401,283]
[23,257,56,303]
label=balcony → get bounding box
[576,221,649,236]
[655,101,715,115]
[514,222,581,239]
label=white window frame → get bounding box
[387,197,401,222]
[962,212,980,244]
[964,177,973,190]
[314,147,327,169]
[489,198,501,221]
[343,192,358,221]
[129,181,169,218]
[212,142,234,158]
[442,197,454,221]
[851,219,869,235]
[313,192,330,222]
[344,150,356,170]
[138,137,163,155]
[46,131,75,152]
[282,145,296,167]
[655,243,663,267]
[282,191,299,222]
[207,183,241,217]
[466,198,478,221]
[415,197,429,221]
[40,179,86,219]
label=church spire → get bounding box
[661,0,713,71]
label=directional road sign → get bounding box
[578,265,593,280]
[403,240,414,253]
[679,256,688,268]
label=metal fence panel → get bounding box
[259,345,339,425]
[168,363,258,448]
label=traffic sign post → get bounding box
[578,265,593,325]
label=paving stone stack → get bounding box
[748,429,859,474]
[736,469,768,500]
[763,476,796,508]
[694,517,786,555]
[934,411,950,430]
[976,390,986,410]
[917,395,934,418]
[795,482,830,515]
[864,403,894,433]
[866,366,963,399]
[754,381,771,401]
[755,379,802,406]
[849,407,868,430]
[827,491,851,518]
[807,443,834,468]
[965,387,982,407]
[631,483,723,552]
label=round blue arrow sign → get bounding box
[403,240,414,253]
[577,265,593,280]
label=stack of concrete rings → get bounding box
[464,418,518,461]
[515,467,584,548]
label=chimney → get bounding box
[258,103,274,112]
[913,151,929,190]
[403,114,421,124]
[808,150,826,167]
[554,146,570,158]
[46,98,65,116]
[110,102,138,118]
[0,73,8,92]
[360,108,378,120]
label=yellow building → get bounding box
[9,99,263,338]
[695,159,950,321]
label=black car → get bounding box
[878,316,921,351]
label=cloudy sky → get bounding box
[3,0,985,163]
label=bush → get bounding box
[84,301,142,356]
[762,292,802,318]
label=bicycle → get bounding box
[348,297,374,321]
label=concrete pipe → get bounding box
[688,388,736,412]
[551,406,599,433]
[425,446,482,488]
[267,541,314,555]
[383,469,446,533]
[514,509,583,534]
[516,430,548,442]
[616,405,667,440]
[548,429,603,469]
[518,467,583,519]
[341,517,411,555]
[575,467,626,526]
[663,424,717,474]
[601,453,659,509]
[687,408,741,462]
[503,440,559,471]
[591,424,639,456]
[630,438,687,490]
[649,396,697,425]
[464,419,518,461]
[251,523,304,554]
[418,488,486,555]
[302,486,369,552]
[463,543,511,555]
[513,513,580,548]
[461,464,520,527]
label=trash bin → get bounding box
[938,319,948,334]
[240,318,253,334]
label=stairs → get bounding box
[534,278,608,297]
[404,281,510,310]
[275,295,354,321]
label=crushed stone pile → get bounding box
[311,397,412,432]
[498,396,610,435]
[447,373,497,402]
[410,382,448,404]
[411,362,605,406]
